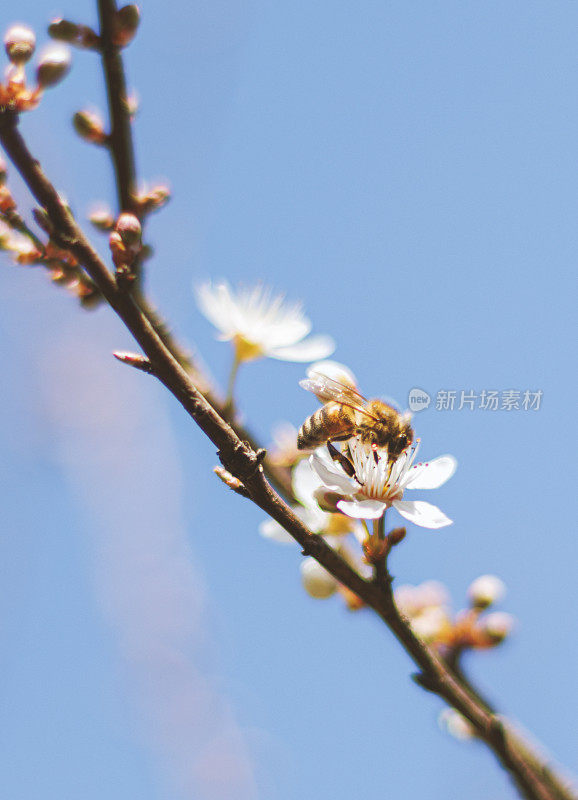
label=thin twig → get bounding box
[92,8,293,499]
[0,109,575,800]
[96,0,137,214]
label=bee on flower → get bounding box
[310,435,456,529]
[267,362,359,467]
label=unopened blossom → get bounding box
[36,44,71,89]
[480,611,515,643]
[311,437,456,528]
[468,574,505,609]
[395,581,452,643]
[439,709,475,741]
[300,557,338,599]
[195,281,335,363]
[73,110,107,144]
[4,25,35,63]
[410,605,452,643]
[395,581,450,618]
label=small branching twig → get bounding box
[96,0,137,216]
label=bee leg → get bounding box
[327,441,358,481]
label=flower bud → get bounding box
[0,220,11,248]
[4,25,36,64]
[468,574,505,609]
[137,184,170,214]
[32,207,53,234]
[480,611,514,643]
[439,709,475,741]
[116,212,141,247]
[410,606,448,643]
[416,580,450,611]
[88,206,115,231]
[108,230,125,263]
[0,185,16,212]
[48,18,80,43]
[394,584,419,616]
[125,93,139,117]
[36,45,71,88]
[0,157,7,185]
[300,557,338,599]
[114,5,140,47]
[388,527,406,546]
[73,110,107,144]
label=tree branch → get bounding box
[96,0,137,214]
[0,108,575,800]
[92,8,293,499]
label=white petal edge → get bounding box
[392,500,453,529]
[310,451,357,494]
[336,498,387,520]
[269,334,336,362]
[195,281,235,336]
[292,459,324,510]
[402,455,457,490]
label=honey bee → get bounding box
[297,372,414,469]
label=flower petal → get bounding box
[337,498,387,519]
[392,500,453,529]
[195,281,235,337]
[402,455,457,490]
[292,459,323,510]
[310,451,357,494]
[269,335,335,362]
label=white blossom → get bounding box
[195,281,335,362]
[300,558,338,599]
[310,438,456,529]
[395,580,450,617]
[481,611,515,642]
[468,574,506,608]
[410,606,450,643]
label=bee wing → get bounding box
[299,375,380,420]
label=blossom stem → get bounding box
[372,513,389,588]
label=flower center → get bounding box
[234,334,265,362]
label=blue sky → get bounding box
[1,2,577,799]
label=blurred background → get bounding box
[0,1,577,798]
